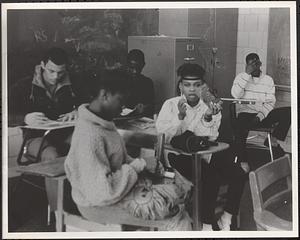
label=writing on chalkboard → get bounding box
[276,57,290,76]
[31,28,48,42]
[8,9,159,86]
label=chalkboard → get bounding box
[7,9,159,87]
[266,8,290,87]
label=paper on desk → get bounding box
[128,117,155,129]
[42,119,76,126]
[120,108,136,116]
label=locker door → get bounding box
[175,39,213,86]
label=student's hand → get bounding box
[24,112,49,125]
[245,59,261,75]
[205,101,222,118]
[245,61,256,75]
[143,156,158,173]
[58,110,78,122]
[177,98,187,120]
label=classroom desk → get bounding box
[16,121,75,165]
[17,117,229,231]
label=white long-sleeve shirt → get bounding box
[231,72,276,120]
[155,96,222,163]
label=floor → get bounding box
[7,147,290,233]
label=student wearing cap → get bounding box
[125,49,155,118]
[231,53,291,165]
[156,63,247,231]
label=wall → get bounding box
[236,8,269,75]
[267,8,290,87]
[159,9,189,37]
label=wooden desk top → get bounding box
[17,157,66,178]
[20,121,76,130]
[165,142,230,155]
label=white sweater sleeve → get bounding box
[263,76,276,109]
[65,133,139,207]
[200,112,222,141]
[231,72,252,98]
[155,99,188,143]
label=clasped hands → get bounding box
[177,98,222,121]
[24,110,78,125]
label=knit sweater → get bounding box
[64,104,146,207]
[231,72,276,120]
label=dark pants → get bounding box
[234,107,291,162]
[168,152,247,224]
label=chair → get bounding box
[229,101,275,162]
[249,154,292,230]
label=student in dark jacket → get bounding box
[125,49,155,118]
[8,47,80,216]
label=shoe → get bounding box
[216,218,231,231]
[202,223,213,231]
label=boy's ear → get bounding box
[98,89,108,100]
[41,61,45,69]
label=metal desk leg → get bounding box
[16,129,31,165]
[192,153,202,231]
[55,177,65,232]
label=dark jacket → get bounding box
[126,74,155,118]
[9,65,79,126]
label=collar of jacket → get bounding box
[32,64,72,93]
[78,104,117,131]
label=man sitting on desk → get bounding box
[125,49,155,118]
[9,47,79,216]
[156,63,247,231]
[231,53,291,164]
